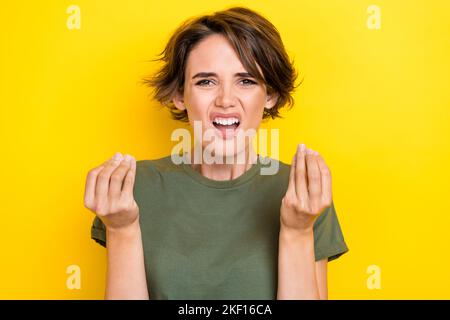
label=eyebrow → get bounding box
[191,72,255,79]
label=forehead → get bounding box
[185,34,247,75]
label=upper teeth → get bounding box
[213,117,239,125]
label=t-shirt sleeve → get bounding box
[313,201,349,262]
[91,215,107,248]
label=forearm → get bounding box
[105,220,149,300]
[277,227,320,299]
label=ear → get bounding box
[172,90,186,111]
[264,92,279,110]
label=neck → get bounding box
[186,146,258,181]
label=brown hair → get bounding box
[143,6,299,122]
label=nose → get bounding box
[215,82,236,109]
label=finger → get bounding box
[84,163,106,209]
[295,143,309,208]
[109,154,133,200]
[305,148,322,210]
[286,152,297,199]
[316,152,332,205]
[95,152,123,205]
[121,156,136,199]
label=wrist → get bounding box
[279,225,314,242]
[106,218,141,237]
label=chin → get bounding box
[201,137,249,165]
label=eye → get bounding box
[239,78,257,86]
[195,79,215,86]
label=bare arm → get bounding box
[84,152,149,300]
[315,258,328,299]
[105,220,149,300]
[277,228,327,299]
[278,144,332,300]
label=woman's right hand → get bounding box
[84,152,140,231]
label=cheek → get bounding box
[185,90,213,120]
[240,91,266,124]
[186,87,267,125]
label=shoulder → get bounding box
[259,155,291,179]
[255,156,291,194]
[135,154,188,183]
[133,154,181,199]
[136,154,180,174]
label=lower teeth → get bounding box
[214,122,239,127]
[215,124,238,128]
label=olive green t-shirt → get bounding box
[91,154,349,299]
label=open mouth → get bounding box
[209,112,242,139]
[212,118,240,130]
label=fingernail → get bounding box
[112,152,123,163]
[124,154,132,163]
[313,151,319,156]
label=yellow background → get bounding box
[1,0,449,299]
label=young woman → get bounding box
[84,7,348,300]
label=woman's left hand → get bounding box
[280,143,333,234]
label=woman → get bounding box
[84,6,349,300]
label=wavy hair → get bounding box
[143,6,300,122]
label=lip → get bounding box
[209,112,242,123]
[209,112,242,140]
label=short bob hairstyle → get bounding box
[144,6,299,122]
